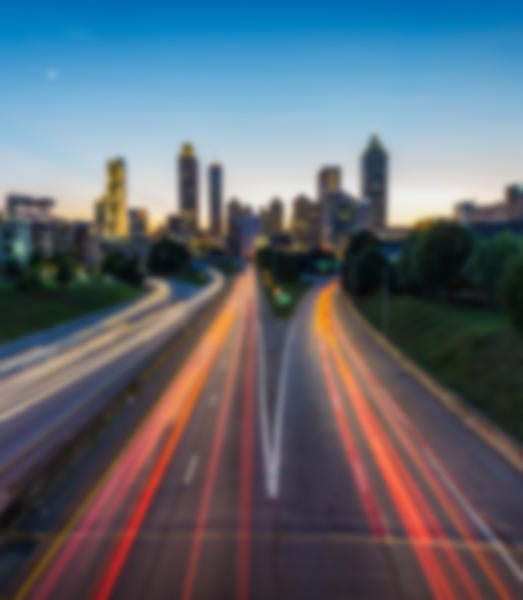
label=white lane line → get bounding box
[267,313,300,499]
[422,447,523,583]
[183,454,200,486]
[256,290,272,489]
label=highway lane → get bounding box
[11,273,523,599]
[0,273,223,506]
[0,278,173,378]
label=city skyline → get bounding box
[2,1,523,226]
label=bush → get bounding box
[3,259,24,280]
[16,268,44,293]
[502,255,523,334]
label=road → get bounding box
[9,268,523,599]
[0,273,223,510]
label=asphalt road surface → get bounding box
[9,267,523,599]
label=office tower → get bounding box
[361,135,388,231]
[95,158,128,239]
[318,166,342,243]
[291,195,321,251]
[178,142,199,235]
[208,163,223,236]
[129,208,149,238]
[261,197,284,237]
[506,184,523,221]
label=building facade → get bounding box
[208,163,223,237]
[361,135,388,231]
[317,166,342,244]
[506,184,523,221]
[129,208,149,239]
[178,143,199,236]
[95,158,128,239]
[291,195,321,251]
[261,197,284,237]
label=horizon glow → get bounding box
[1,1,522,228]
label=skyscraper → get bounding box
[317,166,342,244]
[178,142,199,235]
[361,135,388,231]
[95,158,128,239]
[261,197,284,237]
[208,163,223,236]
[291,195,321,251]
[506,184,523,221]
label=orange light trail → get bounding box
[27,284,240,600]
[328,291,513,600]
[315,287,458,600]
[237,284,256,600]
[181,285,248,600]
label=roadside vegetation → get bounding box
[341,222,523,442]
[256,246,338,318]
[0,281,143,343]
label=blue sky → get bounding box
[1,1,523,226]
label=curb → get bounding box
[338,289,523,478]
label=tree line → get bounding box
[341,220,523,334]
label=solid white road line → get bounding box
[256,291,272,493]
[422,447,523,583]
[267,313,300,499]
[183,454,200,486]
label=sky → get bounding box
[1,0,523,228]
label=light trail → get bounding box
[180,282,248,600]
[315,286,458,600]
[15,275,240,600]
[329,288,515,599]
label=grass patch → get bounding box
[0,281,144,344]
[262,279,311,319]
[357,295,523,442]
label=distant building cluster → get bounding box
[455,184,523,226]
[11,133,522,270]
[0,194,99,270]
[165,135,390,257]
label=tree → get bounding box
[148,238,190,275]
[502,254,523,335]
[53,252,76,285]
[102,248,144,287]
[344,246,387,296]
[341,230,380,293]
[466,233,522,304]
[402,220,474,298]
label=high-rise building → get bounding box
[506,184,523,221]
[95,158,128,239]
[324,191,357,253]
[261,197,284,237]
[226,200,260,257]
[208,163,223,236]
[129,208,149,238]
[291,195,321,251]
[318,166,342,203]
[178,142,199,235]
[317,166,342,243]
[361,135,388,231]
